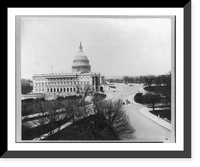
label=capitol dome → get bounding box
[72,42,91,73]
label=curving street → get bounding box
[104,83,171,142]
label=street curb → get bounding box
[104,93,114,101]
[139,107,171,131]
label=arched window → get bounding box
[64,88,66,92]
[67,88,69,92]
[60,88,62,92]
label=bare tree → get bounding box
[62,98,93,133]
[76,84,93,101]
[92,99,135,140]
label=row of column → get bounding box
[47,87,76,93]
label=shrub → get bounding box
[65,95,81,100]
[57,96,65,101]
[92,93,106,101]
[22,98,35,103]
[134,93,144,104]
[109,86,116,89]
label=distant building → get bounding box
[32,43,104,98]
[21,79,33,86]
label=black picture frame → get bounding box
[2,1,191,158]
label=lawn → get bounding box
[22,96,90,116]
[144,86,171,100]
[149,109,171,121]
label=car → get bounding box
[129,84,133,87]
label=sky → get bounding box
[20,16,172,79]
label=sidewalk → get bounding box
[22,108,65,120]
[139,107,171,131]
[104,93,114,101]
[138,87,146,93]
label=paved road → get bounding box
[104,83,171,142]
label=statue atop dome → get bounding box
[79,42,83,52]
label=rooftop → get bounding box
[33,72,101,78]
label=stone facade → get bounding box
[32,72,101,95]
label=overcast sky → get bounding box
[20,16,172,79]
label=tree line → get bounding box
[21,78,33,94]
[106,72,171,88]
[123,72,171,87]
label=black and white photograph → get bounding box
[17,15,175,143]
[3,3,193,160]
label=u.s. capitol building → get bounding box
[32,43,104,99]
